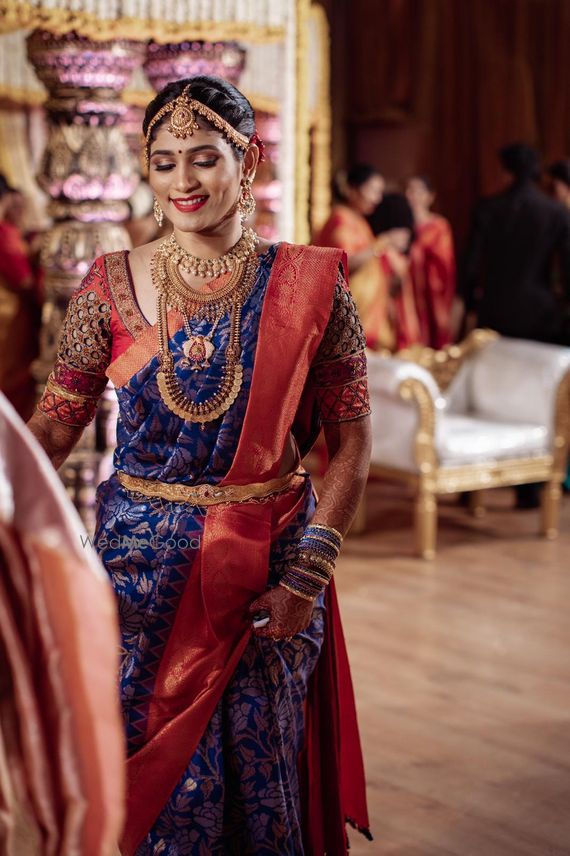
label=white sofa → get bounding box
[366,333,570,558]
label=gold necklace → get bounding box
[166,227,259,278]
[151,244,256,321]
[155,254,259,424]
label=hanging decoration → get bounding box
[0,1,287,43]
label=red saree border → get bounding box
[224,242,345,483]
[121,243,361,854]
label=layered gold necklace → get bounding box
[150,238,259,424]
[166,227,258,278]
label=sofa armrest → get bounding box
[367,352,443,474]
[366,351,442,402]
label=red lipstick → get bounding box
[170,195,208,213]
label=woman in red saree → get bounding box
[28,76,372,855]
[313,165,397,351]
[369,193,422,350]
[0,176,41,420]
[406,176,456,349]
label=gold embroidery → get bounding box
[314,272,366,363]
[58,288,112,373]
[46,374,98,402]
[116,467,301,505]
[105,251,147,339]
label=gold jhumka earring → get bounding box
[153,198,164,227]
[238,177,256,221]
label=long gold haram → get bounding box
[155,254,259,423]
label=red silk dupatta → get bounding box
[121,243,370,854]
[410,216,456,349]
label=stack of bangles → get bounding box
[279,524,343,602]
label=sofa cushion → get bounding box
[437,414,549,467]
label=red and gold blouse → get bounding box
[37,247,370,444]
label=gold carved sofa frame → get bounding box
[366,330,570,559]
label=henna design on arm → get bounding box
[311,416,371,537]
[27,411,84,470]
[248,585,315,640]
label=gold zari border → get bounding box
[117,467,303,506]
[46,374,98,403]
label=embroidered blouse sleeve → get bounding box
[37,257,112,427]
[310,266,371,423]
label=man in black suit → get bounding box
[461,143,570,345]
[460,144,570,507]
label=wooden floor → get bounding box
[337,481,570,856]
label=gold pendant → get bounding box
[182,335,215,371]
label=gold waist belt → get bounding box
[116,468,303,506]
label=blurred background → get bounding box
[324,0,570,243]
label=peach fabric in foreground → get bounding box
[0,393,124,856]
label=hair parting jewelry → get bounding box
[145,84,250,165]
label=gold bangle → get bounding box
[278,580,316,602]
[308,523,343,543]
[296,552,335,576]
[290,565,332,586]
[300,533,341,555]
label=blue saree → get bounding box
[37,242,371,855]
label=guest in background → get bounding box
[546,159,570,494]
[314,164,397,350]
[0,175,42,420]
[314,163,385,273]
[548,159,570,208]
[461,143,570,508]
[4,186,45,304]
[460,143,570,345]
[406,175,456,349]
[369,193,421,350]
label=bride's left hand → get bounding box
[248,585,315,641]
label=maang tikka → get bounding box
[144,84,250,166]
